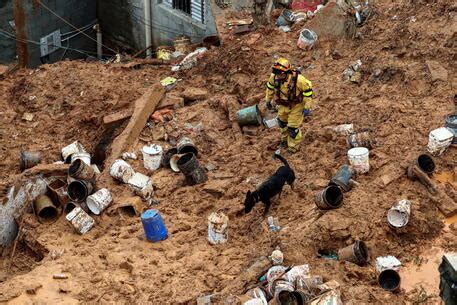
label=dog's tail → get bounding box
[274,152,290,167]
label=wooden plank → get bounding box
[103,109,133,126]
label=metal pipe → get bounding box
[94,24,102,60]
[144,0,152,58]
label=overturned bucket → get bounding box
[141,209,168,242]
[67,180,94,203]
[348,147,370,174]
[20,151,42,171]
[347,130,375,150]
[237,105,262,127]
[110,159,135,183]
[315,185,343,210]
[61,141,86,163]
[378,269,401,292]
[69,159,96,181]
[329,165,352,192]
[71,152,91,166]
[66,206,95,234]
[410,154,435,175]
[128,172,154,200]
[297,29,317,50]
[387,199,411,228]
[142,144,163,171]
[177,137,199,156]
[34,195,59,223]
[208,212,228,245]
[177,153,208,185]
[338,240,369,265]
[86,188,113,215]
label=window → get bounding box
[172,0,191,15]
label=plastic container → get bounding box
[177,137,198,156]
[142,144,163,171]
[427,127,454,155]
[141,209,168,242]
[71,152,91,166]
[68,159,96,181]
[208,212,228,245]
[378,269,401,292]
[387,199,411,228]
[297,29,317,50]
[86,188,113,215]
[20,151,42,171]
[127,172,154,200]
[66,206,95,234]
[314,185,343,210]
[347,147,369,174]
[338,240,369,265]
[61,141,86,163]
[237,105,262,127]
[445,114,457,144]
[34,195,58,223]
[67,180,94,203]
[110,159,135,183]
[329,165,352,192]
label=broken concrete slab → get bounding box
[307,2,357,39]
[426,60,448,82]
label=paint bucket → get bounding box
[169,154,182,172]
[314,185,343,210]
[110,159,135,183]
[34,195,59,223]
[20,151,42,171]
[71,152,91,166]
[267,279,295,299]
[347,147,369,174]
[270,290,298,305]
[427,127,454,155]
[338,240,369,265]
[127,172,154,200]
[297,29,317,50]
[67,180,94,203]
[162,148,178,167]
[64,202,77,214]
[69,159,96,181]
[141,209,168,242]
[177,153,208,185]
[282,9,296,22]
[329,165,352,192]
[387,199,411,228]
[208,212,228,245]
[46,178,68,206]
[378,269,401,292]
[177,137,199,156]
[66,206,95,234]
[61,141,86,163]
[142,144,163,171]
[445,114,457,144]
[347,130,374,150]
[86,188,113,215]
[237,105,262,127]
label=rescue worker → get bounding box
[265,58,313,153]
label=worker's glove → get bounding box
[266,101,274,111]
[303,109,311,117]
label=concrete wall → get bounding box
[98,0,218,53]
[0,0,16,64]
[21,0,97,67]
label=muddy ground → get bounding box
[0,0,456,303]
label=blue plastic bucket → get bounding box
[141,209,168,242]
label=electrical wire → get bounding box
[36,0,117,54]
[61,20,97,37]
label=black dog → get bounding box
[244,153,295,215]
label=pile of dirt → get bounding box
[0,0,456,303]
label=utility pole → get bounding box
[144,0,152,58]
[13,0,29,68]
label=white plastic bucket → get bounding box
[387,199,411,228]
[62,141,86,162]
[109,159,135,183]
[263,117,278,129]
[142,145,163,171]
[71,152,91,166]
[127,172,154,200]
[348,147,369,174]
[86,188,113,215]
[297,29,317,50]
[427,127,453,156]
[208,212,228,245]
[66,206,95,234]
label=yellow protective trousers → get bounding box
[277,101,305,152]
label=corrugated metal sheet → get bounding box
[191,0,204,23]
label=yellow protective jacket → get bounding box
[265,71,314,109]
